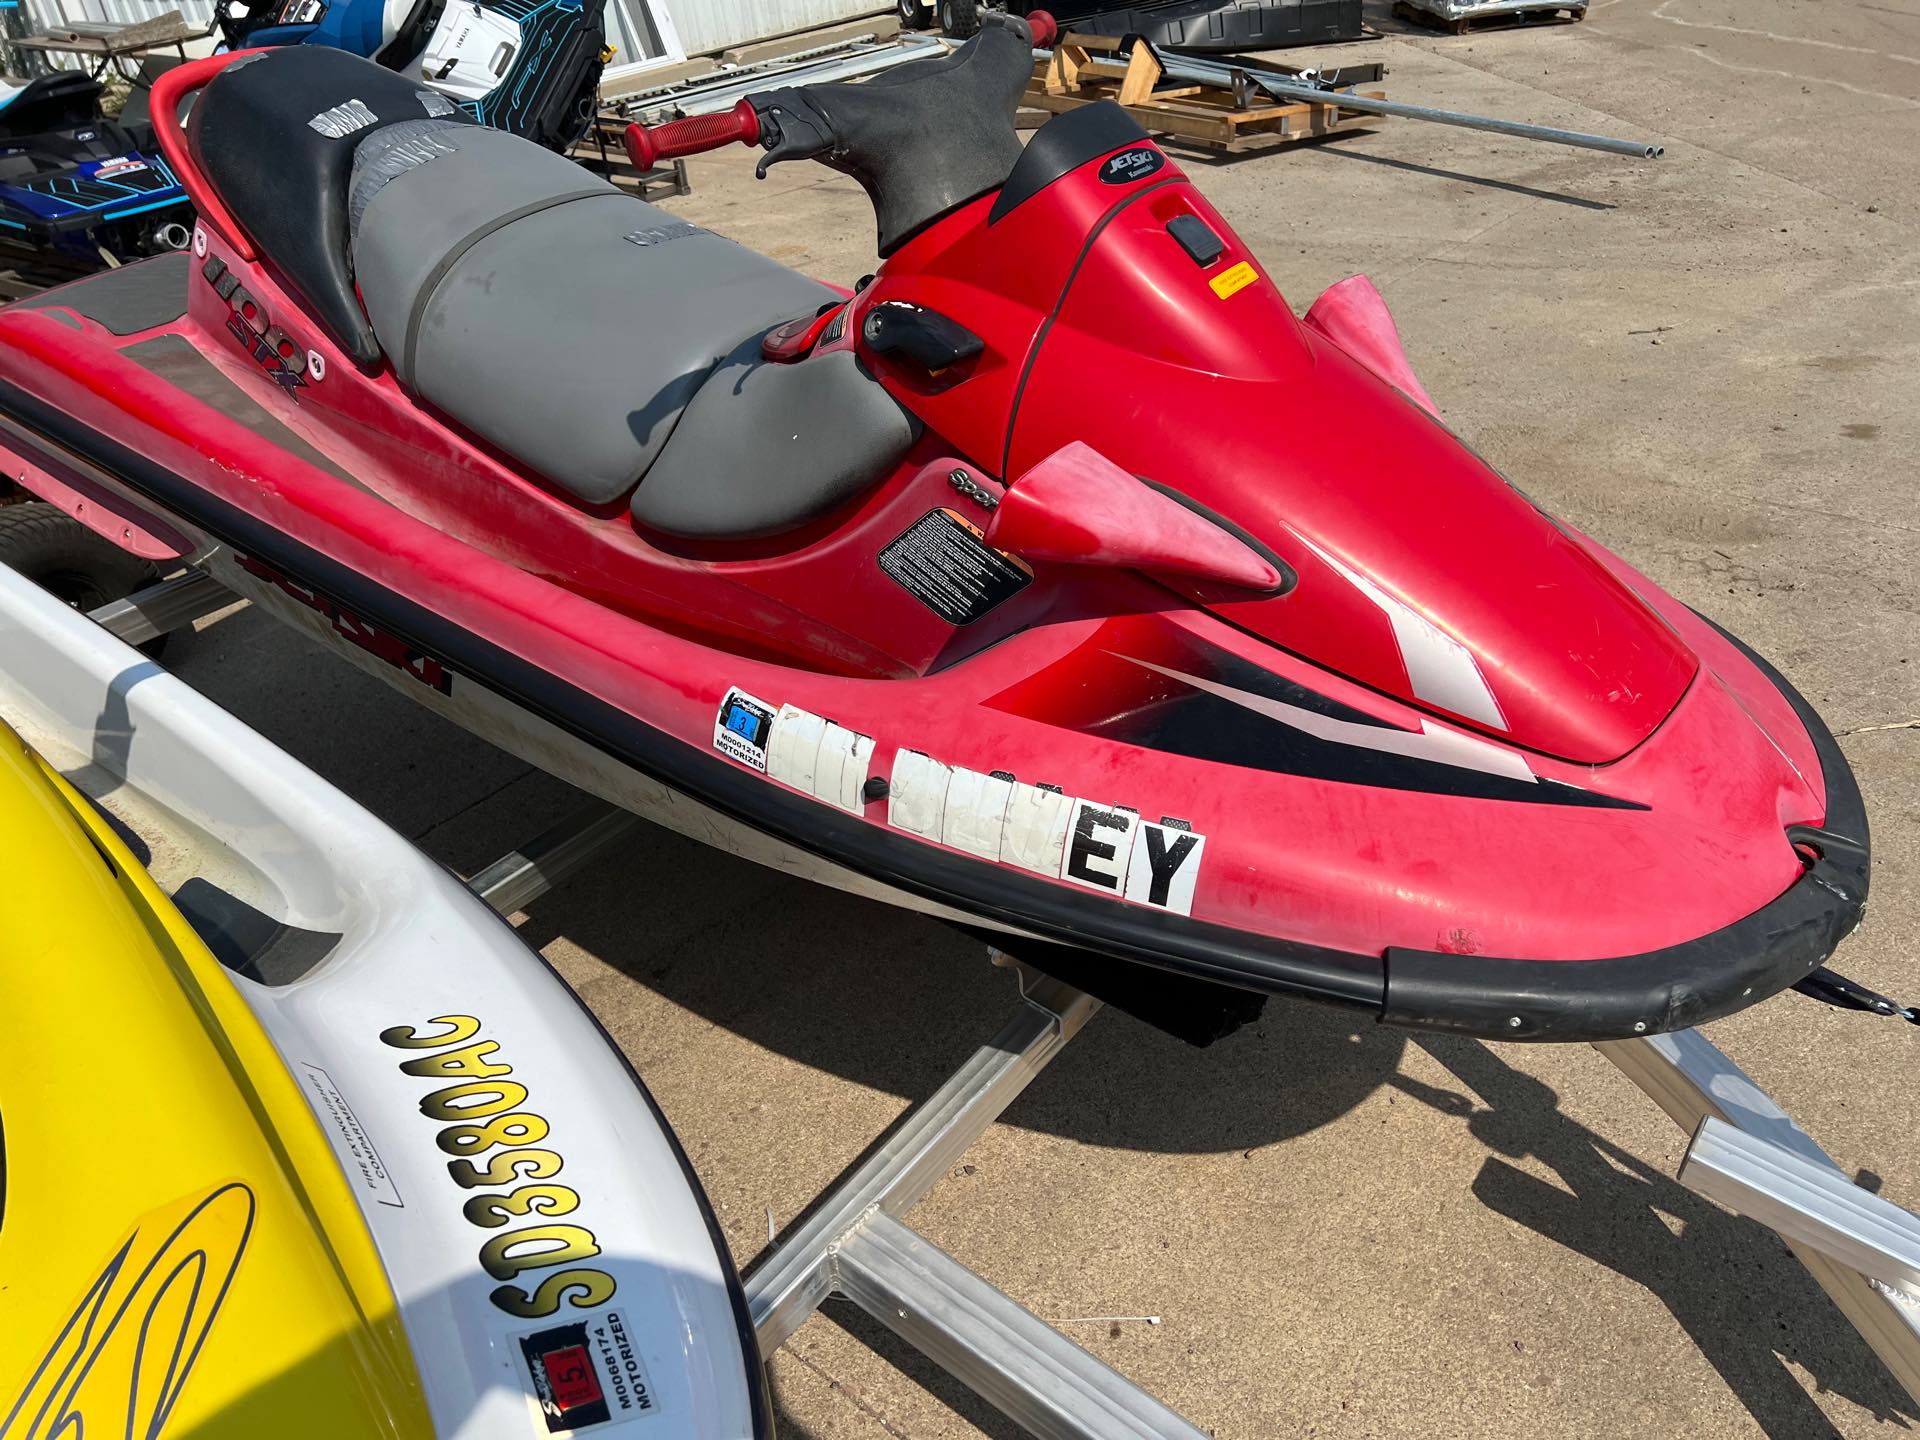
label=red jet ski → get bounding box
[0,17,1869,1042]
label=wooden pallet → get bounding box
[570,113,695,200]
[1024,32,1385,155]
[1391,2,1585,36]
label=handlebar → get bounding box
[623,99,763,171]
[630,15,1037,256]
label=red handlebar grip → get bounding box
[625,98,762,171]
[1027,9,1060,47]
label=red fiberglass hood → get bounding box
[1003,193,1697,766]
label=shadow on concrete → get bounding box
[169,611,1915,1431]
[1306,143,1618,208]
[512,825,1409,1154]
[768,1301,1024,1440]
[1408,1035,1919,1438]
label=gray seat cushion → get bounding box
[350,123,834,505]
[633,339,920,540]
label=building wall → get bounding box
[668,0,887,56]
[21,0,217,32]
[9,0,884,73]
[10,0,676,77]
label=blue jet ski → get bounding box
[213,0,608,150]
[0,71,194,265]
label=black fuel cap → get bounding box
[1167,213,1226,267]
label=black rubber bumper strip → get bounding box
[1380,626,1870,1041]
[0,379,1870,1042]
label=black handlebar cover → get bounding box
[750,16,1035,256]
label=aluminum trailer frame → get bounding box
[100,577,1920,1435]
[612,34,951,123]
[1399,0,1586,22]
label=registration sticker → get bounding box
[519,1312,661,1432]
[713,687,775,772]
[522,1322,610,1430]
[1209,261,1260,300]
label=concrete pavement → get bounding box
[168,1,1920,1433]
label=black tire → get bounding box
[938,0,980,38]
[0,501,166,648]
[898,0,933,30]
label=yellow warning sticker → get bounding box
[1209,261,1260,300]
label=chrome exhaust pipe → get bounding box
[151,221,193,252]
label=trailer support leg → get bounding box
[744,960,1209,1438]
[469,800,639,914]
[87,570,231,647]
[1598,1030,1920,1403]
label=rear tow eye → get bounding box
[1794,967,1920,1026]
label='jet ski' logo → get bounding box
[1098,146,1166,185]
[201,256,309,397]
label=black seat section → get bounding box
[349,120,919,525]
[0,72,104,141]
[187,46,474,366]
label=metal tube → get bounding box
[1680,1116,1920,1297]
[641,32,888,94]
[1162,50,1663,159]
[1598,1032,1920,1404]
[469,802,639,915]
[835,1212,1210,1440]
[87,570,232,647]
[745,967,1100,1355]
[620,36,947,120]
[1046,39,1665,160]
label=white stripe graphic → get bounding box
[1296,535,1509,731]
[1120,655,1536,784]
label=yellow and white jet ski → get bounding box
[0,565,768,1438]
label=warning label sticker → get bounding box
[878,509,1031,626]
[1209,260,1260,300]
[297,1062,402,1209]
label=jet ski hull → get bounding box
[0,565,770,1438]
[0,305,1867,1040]
[0,46,1871,1043]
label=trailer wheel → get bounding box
[898,0,933,30]
[0,502,166,649]
[938,0,979,38]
